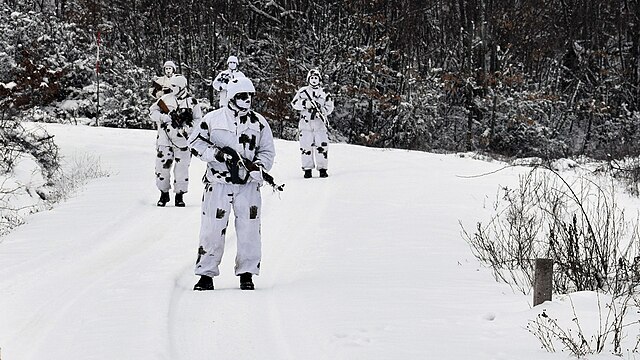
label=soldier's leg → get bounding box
[195,183,232,277]
[233,183,262,276]
[155,145,174,192]
[299,130,315,170]
[173,147,192,194]
[314,131,330,170]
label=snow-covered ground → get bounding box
[0,123,638,360]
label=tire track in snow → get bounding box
[0,201,193,359]
[167,222,295,360]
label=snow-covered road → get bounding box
[0,123,610,359]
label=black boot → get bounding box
[157,191,170,207]
[239,273,255,290]
[303,169,312,178]
[319,169,328,178]
[175,192,185,207]
[193,275,214,291]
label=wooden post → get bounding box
[533,258,553,306]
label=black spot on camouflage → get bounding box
[239,134,257,151]
[196,246,206,264]
[318,147,328,159]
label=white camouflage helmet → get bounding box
[169,75,188,98]
[306,68,321,84]
[163,61,177,70]
[226,77,255,100]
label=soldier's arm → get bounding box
[291,89,306,111]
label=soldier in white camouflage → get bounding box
[211,55,246,109]
[149,60,178,99]
[291,68,334,178]
[189,77,276,291]
[149,75,202,207]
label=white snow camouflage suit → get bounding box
[149,93,202,194]
[188,105,275,277]
[212,69,246,108]
[149,74,174,99]
[291,85,334,170]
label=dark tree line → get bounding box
[1,0,639,160]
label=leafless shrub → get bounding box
[0,182,27,236]
[49,152,111,202]
[527,310,588,357]
[0,120,59,237]
[527,293,640,357]
[0,119,59,179]
[0,152,109,238]
[461,166,640,296]
[609,158,640,197]
[462,165,640,357]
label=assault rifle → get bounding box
[150,79,172,99]
[150,80,163,96]
[195,134,284,193]
[157,99,193,128]
[302,89,330,128]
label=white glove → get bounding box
[200,147,218,163]
[249,167,264,184]
[250,170,264,182]
[304,100,315,109]
[161,114,172,124]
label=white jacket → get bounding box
[149,75,175,99]
[149,93,203,149]
[188,105,275,185]
[291,85,334,131]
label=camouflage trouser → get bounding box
[299,129,329,170]
[155,145,192,193]
[195,182,262,277]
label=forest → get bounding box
[1,0,639,160]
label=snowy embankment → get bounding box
[0,123,637,360]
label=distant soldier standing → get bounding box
[212,55,246,108]
[291,69,334,178]
[149,60,178,99]
[149,75,203,207]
